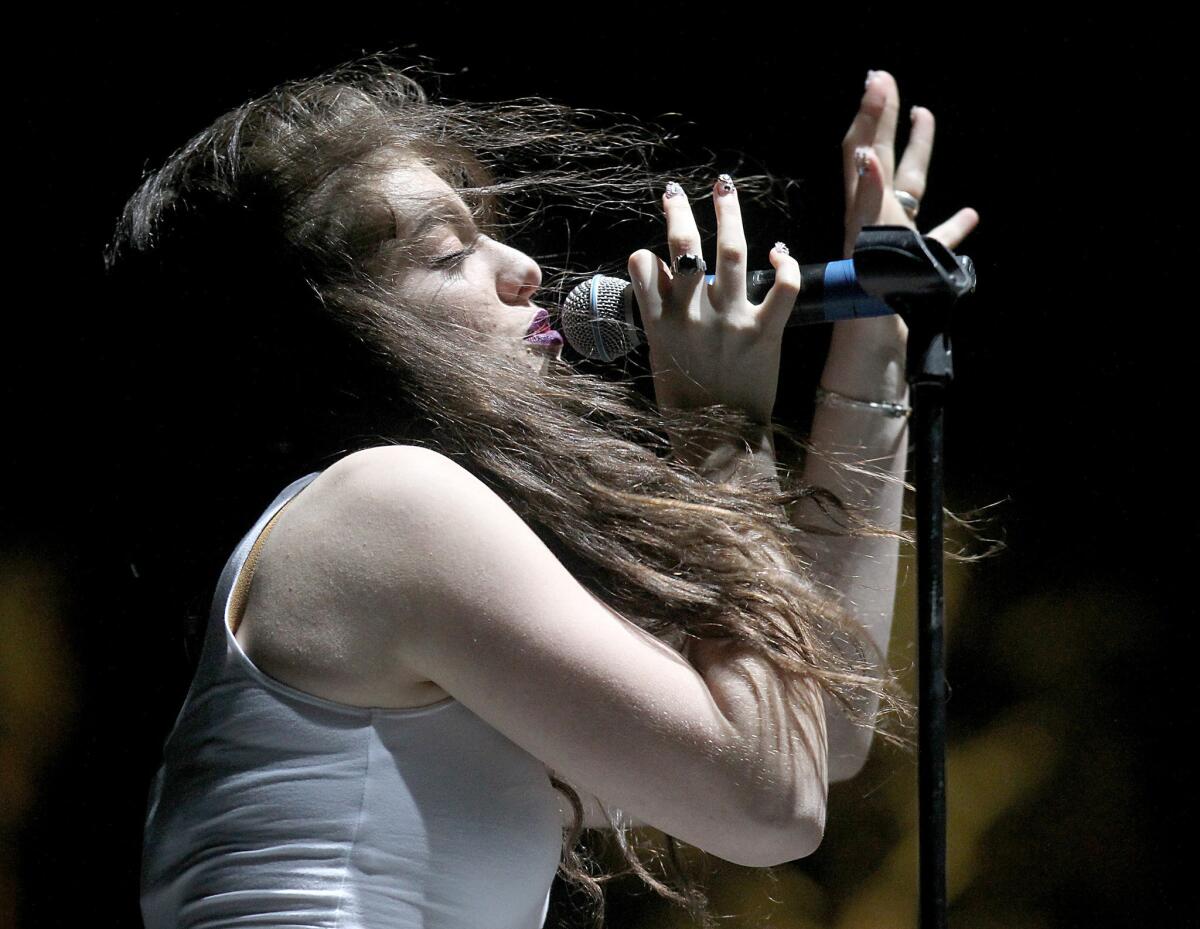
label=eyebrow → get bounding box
[399,195,479,241]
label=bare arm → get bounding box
[329,445,822,866]
[793,316,910,781]
[671,419,883,791]
[802,64,980,776]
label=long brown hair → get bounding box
[105,52,935,929]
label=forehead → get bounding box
[378,161,454,202]
[376,161,472,234]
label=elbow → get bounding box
[828,748,870,783]
[728,811,824,867]
[793,816,826,861]
[775,813,826,863]
[735,783,827,867]
[782,796,827,861]
[826,714,876,783]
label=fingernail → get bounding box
[864,69,877,90]
[910,105,920,121]
[664,181,684,199]
[773,241,789,255]
[854,146,871,177]
[716,173,735,196]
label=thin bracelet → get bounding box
[815,385,912,419]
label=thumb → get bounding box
[925,207,981,251]
[628,250,670,320]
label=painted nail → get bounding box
[664,181,684,199]
[716,173,735,195]
[773,241,789,255]
[854,146,871,177]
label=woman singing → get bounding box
[106,55,978,929]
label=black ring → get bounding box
[671,252,707,276]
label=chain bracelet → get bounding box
[815,385,912,419]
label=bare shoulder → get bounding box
[235,445,453,708]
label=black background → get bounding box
[5,7,1185,928]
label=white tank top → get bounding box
[140,471,564,928]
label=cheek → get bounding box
[454,289,510,337]
[413,281,483,329]
[405,277,513,340]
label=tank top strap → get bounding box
[206,472,323,645]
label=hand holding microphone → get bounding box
[615,174,802,428]
[562,72,980,373]
[560,254,897,365]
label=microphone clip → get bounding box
[852,225,977,386]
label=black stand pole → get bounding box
[913,355,949,929]
[851,226,976,929]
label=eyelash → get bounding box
[430,240,478,278]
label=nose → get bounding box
[494,239,543,305]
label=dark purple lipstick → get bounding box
[523,309,564,348]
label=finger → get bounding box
[843,146,885,256]
[843,69,900,207]
[628,249,672,324]
[924,207,981,252]
[662,181,705,312]
[757,241,801,334]
[710,173,747,307]
[895,105,935,204]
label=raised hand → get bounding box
[825,69,982,395]
[628,176,799,427]
[843,69,979,261]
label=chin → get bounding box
[522,342,562,374]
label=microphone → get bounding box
[560,260,894,363]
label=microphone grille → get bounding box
[561,275,642,362]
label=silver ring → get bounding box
[893,190,920,219]
[670,252,707,276]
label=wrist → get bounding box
[823,316,910,403]
[671,426,779,485]
[829,313,908,354]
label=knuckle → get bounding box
[773,263,802,294]
[777,271,802,294]
[717,242,746,264]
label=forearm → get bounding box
[794,315,910,778]
[671,423,780,486]
[669,420,833,833]
[664,316,909,785]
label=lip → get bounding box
[524,308,551,335]
[523,329,564,348]
[523,308,564,347]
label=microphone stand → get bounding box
[850,225,977,929]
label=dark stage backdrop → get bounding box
[5,8,1184,929]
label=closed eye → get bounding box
[430,238,480,278]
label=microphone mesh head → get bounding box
[561,275,642,362]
